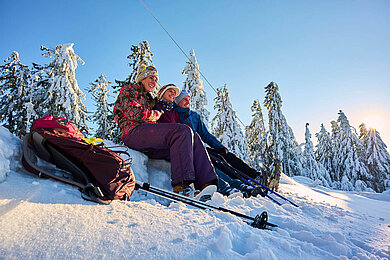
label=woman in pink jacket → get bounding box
[113,64,217,197]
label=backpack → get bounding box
[22,116,135,204]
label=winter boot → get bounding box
[240,185,253,198]
[251,186,266,197]
[173,183,200,198]
[226,187,244,198]
[240,185,265,198]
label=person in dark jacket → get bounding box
[174,90,265,196]
[113,65,217,198]
[154,85,261,198]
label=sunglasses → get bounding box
[181,90,191,94]
[140,66,157,73]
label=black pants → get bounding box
[206,148,259,180]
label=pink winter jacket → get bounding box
[113,83,160,138]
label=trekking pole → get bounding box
[231,167,299,208]
[134,181,277,230]
[209,152,298,207]
[237,175,282,206]
[209,154,285,206]
[243,175,299,208]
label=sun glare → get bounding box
[362,114,386,131]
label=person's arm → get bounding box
[114,85,162,126]
[194,112,225,151]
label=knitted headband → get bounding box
[157,84,180,99]
[174,90,191,104]
[135,64,159,83]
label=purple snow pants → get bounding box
[123,123,217,189]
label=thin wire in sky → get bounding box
[138,0,247,127]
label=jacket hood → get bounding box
[174,104,191,118]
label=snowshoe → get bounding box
[195,185,217,202]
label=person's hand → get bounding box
[148,110,164,122]
[218,147,229,155]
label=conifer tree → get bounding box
[332,110,371,191]
[113,40,154,91]
[182,49,210,124]
[246,99,267,170]
[358,123,368,140]
[329,120,342,183]
[263,81,303,176]
[111,41,154,142]
[88,74,116,140]
[27,62,49,121]
[38,44,88,132]
[303,123,331,186]
[211,84,247,161]
[0,51,33,137]
[359,125,390,192]
[315,123,333,179]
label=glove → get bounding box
[218,147,229,155]
[148,110,164,122]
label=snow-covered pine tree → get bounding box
[0,51,33,138]
[245,99,267,170]
[88,74,116,140]
[358,123,368,139]
[113,40,154,91]
[27,62,49,121]
[329,120,342,183]
[315,124,334,180]
[211,84,248,161]
[38,43,88,132]
[303,123,331,186]
[111,41,155,142]
[333,110,371,191]
[182,49,210,124]
[263,81,303,176]
[359,124,390,192]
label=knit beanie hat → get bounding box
[174,90,191,104]
[135,64,159,83]
[157,84,180,99]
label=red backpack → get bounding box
[22,116,135,204]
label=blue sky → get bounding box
[1,0,389,146]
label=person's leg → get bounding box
[206,147,260,179]
[215,167,243,190]
[192,133,218,190]
[124,124,217,189]
[124,123,196,186]
[214,167,261,197]
[222,152,260,179]
[206,148,264,197]
[207,147,245,181]
[216,172,237,196]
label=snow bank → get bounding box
[0,127,21,182]
[0,129,389,259]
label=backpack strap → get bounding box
[22,133,85,189]
[30,131,52,162]
[22,132,106,201]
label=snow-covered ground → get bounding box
[0,126,389,259]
